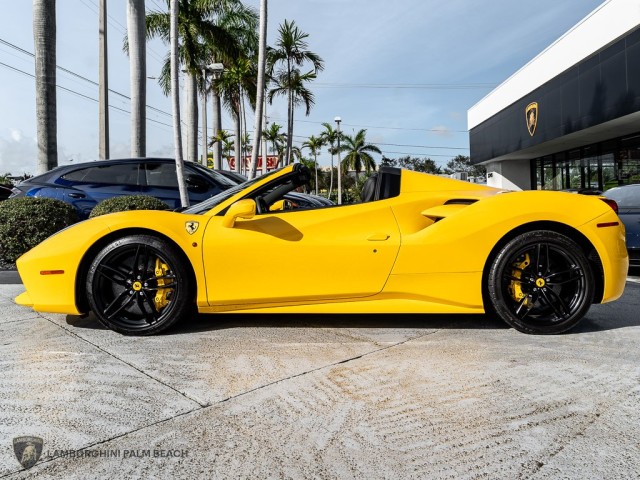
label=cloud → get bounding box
[0,129,37,175]
[430,126,453,138]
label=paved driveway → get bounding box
[1,282,639,479]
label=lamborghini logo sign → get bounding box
[526,102,538,136]
[13,436,43,469]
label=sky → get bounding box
[0,0,605,175]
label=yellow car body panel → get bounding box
[16,211,212,313]
[15,164,628,326]
[203,201,400,306]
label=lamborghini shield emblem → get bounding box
[13,436,43,469]
[526,102,538,136]
[185,221,199,235]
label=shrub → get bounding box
[89,195,169,218]
[0,197,79,263]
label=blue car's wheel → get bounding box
[86,235,192,335]
[487,230,594,334]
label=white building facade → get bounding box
[468,0,640,191]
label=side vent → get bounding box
[444,199,478,205]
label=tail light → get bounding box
[600,198,618,214]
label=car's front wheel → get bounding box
[86,235,192,335]
[487,230,594,334]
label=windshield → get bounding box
[183,167,285,214]
[188,162,238,188]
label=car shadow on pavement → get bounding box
[65,283,639,336]
[65,312,509,335]
[174,313,510,335]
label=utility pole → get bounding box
[98,0,109,159]
[335,116,342,205]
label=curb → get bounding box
[0,270,21,285]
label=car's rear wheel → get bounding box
[86,235,192,335]
[487,230,594,334]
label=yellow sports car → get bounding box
[15,164,628,335]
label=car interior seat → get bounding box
[361,173,379,202]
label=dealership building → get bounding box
[468,0,640,191]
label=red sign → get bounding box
[227,156,278,171]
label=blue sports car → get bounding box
[603,184,640,267]
[10,158,332,218]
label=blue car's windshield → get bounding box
[183,167,285,214]
[189,162,238,188]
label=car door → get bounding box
[59,163,141,216]
[141,161,227,208]
[203,201,401,305]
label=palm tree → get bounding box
[290,145,304,163]
[268,20,324,165]
[127,0,146,157]
[33,0,57,174]
[268,67,316,165]
[248,0,267,179]
[145,0,256,163]
[303,135,324,195]
[320,122,339,199]
[339,129,381,181]
[209,129,232,149]
[222,137,234,166]
[215,57,257,173]
[169,0,189,207]
[211,3,258,168]
[262,122,285,166]
[241,131,252,174]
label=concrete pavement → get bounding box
[1,277,639,479]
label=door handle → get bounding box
[68,193,86,199]
[367,233,390,241]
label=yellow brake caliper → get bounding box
[153,258,173,311]
[508,253,531,305]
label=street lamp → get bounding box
[200,63,224,167]
[335,116,342,205]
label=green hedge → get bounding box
[89,195,169,218]
[0,197,79,263]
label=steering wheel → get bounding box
[255,196,269,214]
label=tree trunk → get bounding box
[185,73,198,162]
[249,0,267,179]
[211,91,222,169]
[98,0,109,160]
[233,106,241,173]
[170,0,189,207]
[33,0,57,174]
[286,88,294,165]
[127,0,146,157]
[314,152,318,195]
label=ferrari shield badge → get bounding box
[526,102,538,136]
[13,436,43,469]
[185,221,199,235]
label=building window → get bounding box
[533,132,640,191]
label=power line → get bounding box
[78,0,166,64]
[314,82,497,90]
[0,37,173,118]
[0,61,173,130]
[268,115,469,134]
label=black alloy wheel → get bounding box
[487,230,594,334]
[86,235,192,335]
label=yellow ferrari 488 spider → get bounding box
[15,164,628,335]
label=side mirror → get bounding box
[222,199,256,228]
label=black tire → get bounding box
[487,230,594,334]
[86,235,192,335]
